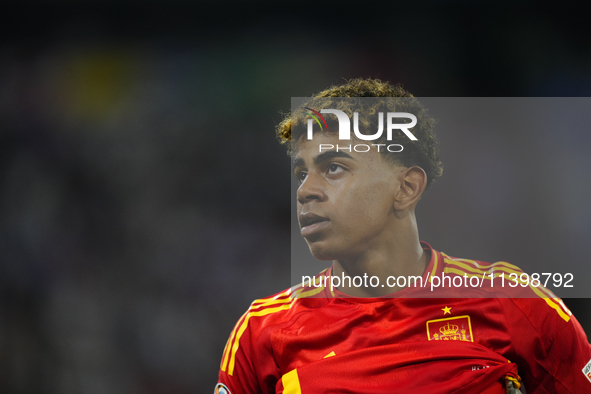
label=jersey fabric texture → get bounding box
[217,243,591,393]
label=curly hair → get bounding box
[276,78,443,186]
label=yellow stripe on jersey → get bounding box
[220,311,245,370]
[443,259,557,297]
[221,290,294,374]
[442,253,523,272]
[227,302,293,375]
[221,289,292,371]
[528,284,571,322]
[251,288,292,305]
[294,285,325,298]
[292,268,330,298]
[444,259,523,277]
[249,297,294,310]
[443,261,571,322]
[282,368,302,394]
[444,266,488,279]
[289,283,304,297]
[222,291,292,365]
[428,251,439,283]
[444,258,572,318]
[556,298,572,316]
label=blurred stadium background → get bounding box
[1,2,590,393]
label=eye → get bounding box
[295,171,308,184]
[327,163,344,175]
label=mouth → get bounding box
[299,212,330,237]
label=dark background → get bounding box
[1,2,590,393]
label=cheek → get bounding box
[329,170,395,224]
[360,177,394,207]
[336,186,391,224]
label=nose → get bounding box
[297,173,326,205]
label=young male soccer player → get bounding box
[216,79,591,393]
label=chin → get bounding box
[307,240,347,261]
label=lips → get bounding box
[299,212,330,237]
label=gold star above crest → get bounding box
[442,306,452,315]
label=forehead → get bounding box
[293,132,387,166]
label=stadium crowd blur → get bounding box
[1,3,590,393]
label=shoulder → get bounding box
[431,248,573,325]
[440,250,526,283]
[220,287,294,362]
[437,247,577,318]
[436,249,591,390]
[217,287,295,393]
[439,251,567,302]
[219,283,326,373]
[218,284,329,393]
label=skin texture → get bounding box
[293,132,429,297]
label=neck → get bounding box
[331,211,429,297]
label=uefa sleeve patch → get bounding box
[214,383,232,394]
[583,359,591,383]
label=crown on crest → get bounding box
[439,322,459,336]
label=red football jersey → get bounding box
[217,244,591,393]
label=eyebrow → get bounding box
[292,150,355,169]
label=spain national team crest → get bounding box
[426,315,473,342]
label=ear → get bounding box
[393,166,427,211]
